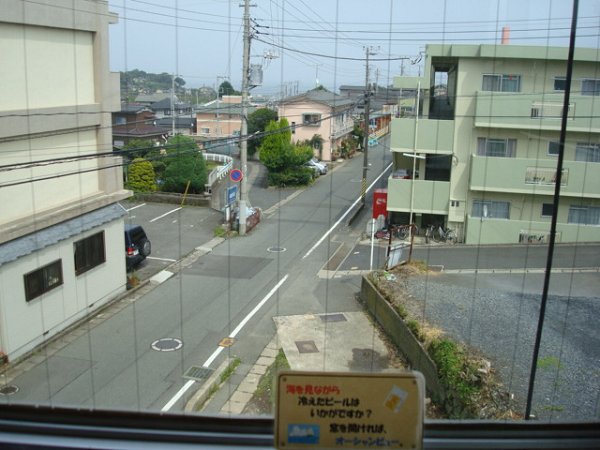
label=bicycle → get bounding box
[433,225,456,244]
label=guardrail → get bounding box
[203,153,233,193]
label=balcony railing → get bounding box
[387,177,450,214]
[469,155,600,198]
[474,91,600,132]
[390,118,454,154]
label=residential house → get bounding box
[196,96,256,138]
[112,103,169,148]
[388,43,600,244]
[150,97,192,120]
[278,89,355,161]
[0,0,130,361]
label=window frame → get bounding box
[482,74,521,92]
[547,141,560,156]
[541,203,554,218]
[553,76,566,91]
[472,200,510,219]
[568,205,600,225]
[575,143,600,163]
[24,260,63,302]
[581,78,600,96]
[74,231,106,276]
[477,137,517,158]
[302,113,321,126]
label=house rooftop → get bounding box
[280,89,356,109]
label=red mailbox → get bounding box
[372,188,388,219]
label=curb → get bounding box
[184,358,233,413]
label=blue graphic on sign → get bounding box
[226,185,237,206]
[288,424,320,445]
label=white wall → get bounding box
[0,219,127,361]
[0,23,95,111]
[0,130,102,224]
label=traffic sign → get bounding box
[226,185,238,206]
[230,169,243,182]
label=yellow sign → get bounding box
[275,371,424,450]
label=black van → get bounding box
[125,224,151,270]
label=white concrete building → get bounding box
[0,0,130,362]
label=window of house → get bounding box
[115,116,127,125]
[541,203,554,217]
[554,77,566,91]
[477,137,517,157]
[302,114,321,126]
[575,143,600,162]
[472,200,510,219]
[568,205,600,225]
[581,79,600,96]
[482,74,521,92]
[24,260,63,302]
[201,127,210,134]
[548,141,560,156]
[74,232,106,276]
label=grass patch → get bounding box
[220,357,241,384]
[247,349,290,414]
[538,356,562,370]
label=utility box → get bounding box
[373,188,388,219]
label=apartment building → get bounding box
[389,43,600,244]
[0,0,130,361]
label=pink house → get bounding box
[278,89,355,161]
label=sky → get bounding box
[107,0,600,96]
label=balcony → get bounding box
[390,117,454,154]
[469,155,600,198]
[387,177,450,214]
[474,92,600,132]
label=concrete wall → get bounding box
[359,275,445,403]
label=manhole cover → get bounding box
[0,385,19,395]
[267,246,286,253]
[183,366,214,381]
[296,340,319,354]
[319,313,347,323]
[151,338,183,352]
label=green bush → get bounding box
[428,338,480,417]
[267,167,314,187]
[406,319,424,342]
[127,158,156,192]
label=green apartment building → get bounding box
[389,43,600,245]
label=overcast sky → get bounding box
[108,0,599,95]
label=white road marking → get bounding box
[161,273,289,412]
[303,163,392,259]
[150,207,182,223]
[146,256,177,262]
[149,270,174,284]
[126,203,146,212]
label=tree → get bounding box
[218,80,240,97]
[160,135,207,193]
[127,158,156,192]
[259,118,313,186]
[174,76,186,89]
[122,139,155,160]
[247,108,278,156]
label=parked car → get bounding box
[306,158,328,175]
[125,224,151,271]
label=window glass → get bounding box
[477,138,516,157]
[548,141,560,156]
[575,143,600,162]
[581,79,600,96]
[554,77,566,91]
[472,200,510,219]
[74,231,106,276]
[24,260,63,301]
[568,206,600,225]
[482,74,520,92]
[541,203,554,217]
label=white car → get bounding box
[306,158,328,175]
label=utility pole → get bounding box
[238,0,251,235]
[361,47,376,207]
[171,73,175,137]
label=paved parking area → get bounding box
[121,200,223,281]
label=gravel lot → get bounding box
[402,271,600,421]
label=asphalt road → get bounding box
[0,138,394,412]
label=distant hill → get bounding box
[120,69,216,104]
